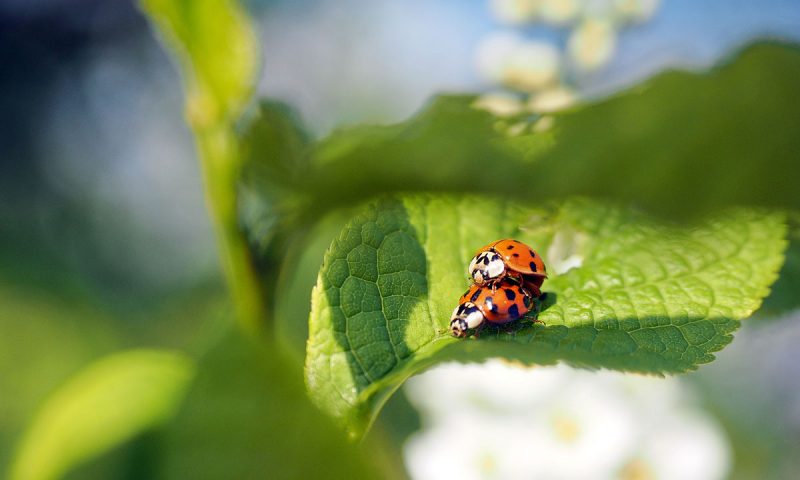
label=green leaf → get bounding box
[160,330,381,479]
[305,195,787,438]
[139,0,257,127]
[9,350,194,480]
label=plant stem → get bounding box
[196,124,266,337]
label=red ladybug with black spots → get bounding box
[468,239,547,297]
[449,278,534,337]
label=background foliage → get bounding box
[2,0,799,479]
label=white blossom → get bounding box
[405,362,731,480]
[613,0,661,24]
[528,86,579,113]
[539,0,581,26]
[490,0,541,25]
[477,35,562,92]
[473,93,526,117]
[568,19,618,71]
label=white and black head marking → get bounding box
[468,251,506,284]
[450,302,485,337]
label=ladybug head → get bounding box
[468,251,505,284]
[450,302,485,337]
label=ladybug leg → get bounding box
[491,273,504,293]
[493,271,517,293]
[528,297,546,326]
[512,272,533,292]
[472,325,482,339]
[519,283,534,300]
[517,275,542,299]
[524,309,545,327]
[530,310,546,327]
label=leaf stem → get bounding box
[196,124,266,337]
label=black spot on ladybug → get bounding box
[506,244,515,250]
[529,262,538,272]
[481,255,490,265]
[523,294,532,309]
[508,304,520,319]
[470,288,481,303]
[504,288,516,301]
[529,250,536,258]
[512,253,520,257]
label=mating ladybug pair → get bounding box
[450,239,547,338]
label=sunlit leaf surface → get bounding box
[306,196,786,437]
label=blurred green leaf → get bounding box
[9,350,194,480]
[271,208,360,358]
[305,195,786,438]
[238,101,315,338]
[243,43,800,227]
[759,220,800,316]
[0,289,121,473]
[535,43,800,217]
[239,100,312,246]
[160,330,381,479]
[139,0,257,127]
[241,95,551,233]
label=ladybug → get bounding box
[468,239,547,296]
[449,278,534,337]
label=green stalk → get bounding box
[139,0,265,336]
[196,124,266,337]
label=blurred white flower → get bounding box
[539,0,581,26]
[505,121,530,136]
[505,41,562,91]
[477,34,561,91]
[490,0,541,25]
[405,420,539,480]
[613,0,661,24]
[568,18,618,71]
[632,410,731,480]
[532,115,555,133]
[539,227,589,275]
[527,85,578,113]
[476,32,525,84]
[404,362,731,480]
[580,0,618,22]
[472,92,526,117]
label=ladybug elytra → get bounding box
[449,278,534,337]
[468,239,547,295]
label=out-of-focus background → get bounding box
[2,0,800,478]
